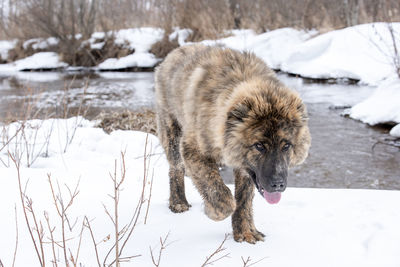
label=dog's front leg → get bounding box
[180,137,235,221]
[232,168,265,244]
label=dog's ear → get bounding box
[297,103,309,122]
[290,125,311,166]
[227,100,252,122]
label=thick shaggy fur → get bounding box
[155,45,311,244]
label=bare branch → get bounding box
[201,233,230,267]
[44,212,58,267]
[241,256,267,267]
[9,152,44,266]
[12,205,19,267]
[149,232,171,267]
[84,217,101,267]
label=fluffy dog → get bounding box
[155,44,311,243]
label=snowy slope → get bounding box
[280,23,399,85]
[198,28,315,69]
[0,118,399,266]
[197,23,399,85]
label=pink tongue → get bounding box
[263,191,281,204]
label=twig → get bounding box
[44,212,58,267]
[12,205,19,267]
[241,256,267,267]
[26,199,46,266]
[201,234,230,267]
[149,232,171,267]
[48,174,80,267]
[70,219,85,267]
[9,152,44,266]
[104,137,152,266]
[144,170,154,225]
[84,217,101,267]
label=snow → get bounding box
[0,118,399,266]
[97,28,164,70]
[114,27,164,52]
[23,37,59,50]
[98,52,159,70]
[169,28,193,46]
[198,28,316,70]
[0,40,17,60]
[197,23,398,85]
[390,124,400,137]
[280,23,399,85]
[349,75,400,136]
[0,52,68,72]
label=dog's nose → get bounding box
[270,180,286,192]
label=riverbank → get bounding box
[1,23,399,136]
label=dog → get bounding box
[155,44,311,243]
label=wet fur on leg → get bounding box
[232,168,265,243]
[181,138,236,221]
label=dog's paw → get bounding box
[204,192,236,221]
[169,202,191,213]
[233,229,265,244]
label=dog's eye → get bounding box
[282,142,292,152]
[254,142,265,152]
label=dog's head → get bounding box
[223,83,311,203]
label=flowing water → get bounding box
[0,71,399,190]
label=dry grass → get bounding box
[2,0,400,41]
[150,35,179,59]
[96,110,157,135]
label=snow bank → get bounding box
[0,118,399,266]
[23,37,59,50]
[0,52,68,72]
[115,27,164,52]
[280,23,399,84]
[98,52,159,70]
[198,28,315,70]
[197,23,398,85]
[97,27,164,70]
[349,75,400,135]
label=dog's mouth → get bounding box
[248,169,282,204]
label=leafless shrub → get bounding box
[201,233,230,267]
[48,173,81,266]
[1,0,400,43]
[102,136,154,266]
[9,153,45,266]
[149,232,172,267]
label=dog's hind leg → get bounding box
[181,136,236,221]
[157,114,190,213]
[232,168,265,244]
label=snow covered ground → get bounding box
[0,118,399,266]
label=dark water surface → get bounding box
[0,72,399,189]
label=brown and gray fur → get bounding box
[155,44,311,244]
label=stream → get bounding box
[0,71,399,190]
